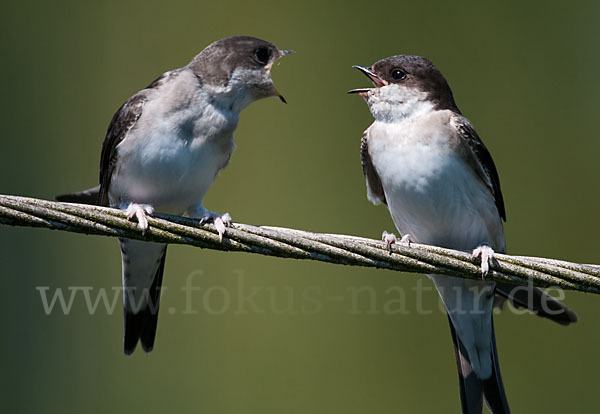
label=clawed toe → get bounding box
[472,243,495,278]
[382,231,397,254]
[382,231,411,254]
[125,203,154,233]
[399,234,411,246]
[200,212,232,242]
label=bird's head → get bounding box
[349,55,457,121]
[190,36,294,112]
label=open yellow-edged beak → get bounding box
[348,65,388,98]
[274,89,287,104]
[269,49,295,103]
[279,49,296,58]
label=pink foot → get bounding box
[125,203,154,234]
[200,211,232,242]
[472,243,495,278]
[382,231,397,254]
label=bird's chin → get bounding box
[257,82,287,103]
[266,77,287,103]
[242,89,283,105]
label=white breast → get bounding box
[368,111,504,251]
[109,72,238,214]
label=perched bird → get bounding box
[349,55,577,413]
[57,36,293,354]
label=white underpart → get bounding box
[365,85,505,379]
[110,69,239,215]
[367,84,434,123]
[109,66,267,317]
[226,67,274,112]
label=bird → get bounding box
[57,36,294,355]
[349,55,577,413]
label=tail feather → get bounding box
[124,311,145,355]
[482,319,510,413]
[55,185,101,205]
[140,250,166,352]
[447,314,510,414]
[123,247,167,355]
[495,283,577,326]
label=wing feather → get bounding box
[360,130,387,205]
[452,115,506,221]
[97,70,180,206]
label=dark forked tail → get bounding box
[447,314,510,414]
[495,283,577,326]
[124,248,167,355]
[55,185,101,205]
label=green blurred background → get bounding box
[1,0,599,412]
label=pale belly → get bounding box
[109,133,234,214]
[369,125,504,251]
[368,118,502,381]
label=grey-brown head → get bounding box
[189,36,293,110]
[349,55,459,120]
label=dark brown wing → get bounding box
[98,95,146,206]
[452,115,506,221]
[361,130,387,205]
[97,70,180,206]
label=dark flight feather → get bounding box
[56,185,101,205]
[360,131,387,205]
[452,115,506,221]
[447,314,510,414]
[98,94,146,207]
[124,247,167,355]
[453,114,506,221]
[98,70,181,206]
[495,283,577,326]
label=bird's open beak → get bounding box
[274,89,287,104]
[348,65,387,97]
[353,65,387,87]
[270,50,295,104]
[279,50,296,58]
[266,50,295,71]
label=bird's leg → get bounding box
[382,231,411,254]
[189,205,231,242]
[399,234,411,246]
[472,243,495,278]
[124,203,155,234]
[382,231,397,254]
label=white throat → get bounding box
[206,67,270,114]
[367,84,434,123]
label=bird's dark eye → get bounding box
[254,47,271,65]
[391,68,407,81]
